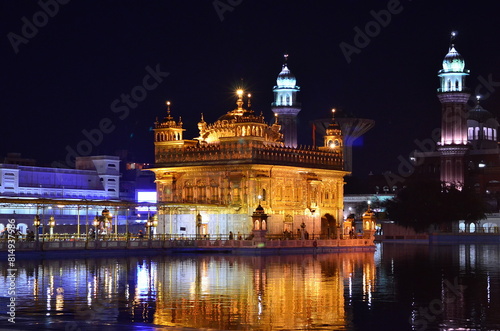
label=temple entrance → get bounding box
[321,214,337,239]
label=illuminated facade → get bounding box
[0,156,121,233]
[150,62,347,238]
[0,156,120,199]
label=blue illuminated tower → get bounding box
[271,54,301,148]
[437,32,470,186]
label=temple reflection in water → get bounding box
[2,244,500,330]
[3,252,375,330]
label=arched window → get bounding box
[468,127,474,140]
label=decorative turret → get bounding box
[362,206,376,239]
[323,109,343,149]
[251,203,268,241]
[319,109,344,164]
[154,101,198,158]
[197,113,207,132]
[272,54,302,148]
[154,101,185,143]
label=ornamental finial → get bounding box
[236,89,244,110]
[450,31,457,49]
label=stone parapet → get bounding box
[155,143,343,170]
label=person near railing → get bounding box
[26,230,35,242]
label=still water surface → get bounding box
[1,244,500,330]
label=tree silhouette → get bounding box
[384,180,487,233]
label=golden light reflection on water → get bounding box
[0,252,376,330]
[3,245,500,330]
[150,253,376,330]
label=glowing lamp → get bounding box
[33,215,41,227]
[93,215,99,228]
[48,216,56,228]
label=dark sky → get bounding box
[1,0,500,177]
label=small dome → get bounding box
[326,120,341,134]
[362,209,376,217]
[276,64,297,88]
[468,104,493,123]
[442,46,465,72]
[254,204,265,215]
[217,109,254,121]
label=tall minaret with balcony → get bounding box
[437,32,470,186]
[271,54,301,148]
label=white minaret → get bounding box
[272,54,301,148]
[437,32,470,186]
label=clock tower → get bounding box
[437,33,470,186]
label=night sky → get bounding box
[1,1,500,177]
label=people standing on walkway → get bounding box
[229,231,234,240]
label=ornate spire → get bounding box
[449,31,457,50]
[155,100,183,130]
[236,89,244,110]
[165,101,174,121]
[326,108,341,136]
